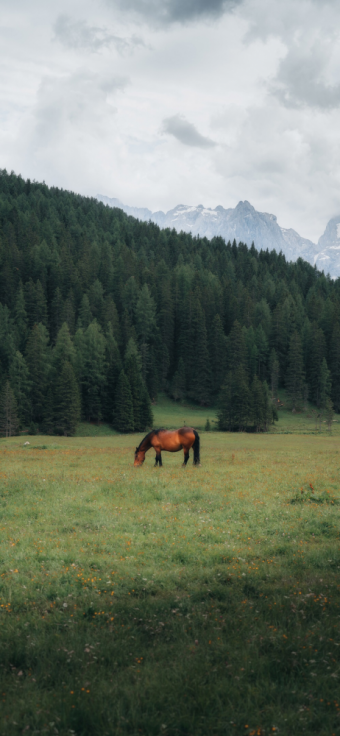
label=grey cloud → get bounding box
[271,42,340,109]
[110,0,242,25]
[53,15,145,54]
[162,115,216,148]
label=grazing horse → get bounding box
[134,427,200,467]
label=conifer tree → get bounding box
[325,397,334,431]
[61,292,75,335]
[263,380,278,430]
[255,324,269,379]
[218,368,250,431]
[231,368,250,430]
[217,372,233,431]
[269,348,280,400]
[103,324,122,422]
[35,280,48,326]
[187,298,212,405]
[25,323,51,425]
[14,283,28,350]
[251,375,266,431]
[79,320,106,421]
[0,381,19,437]
[319,358,332,412]
[307,324,326,406]
[89,280,105,324]
[329,321,340,412]
[124,338,145,431]
[246,327,258,382]
[135,284,157,381]
[171,357,186,401]
[210,314,227,394]
[52,323,76,378]
[78,294,93,330]
[139,382,154,430]
[9,350,31,425]
[285,331,305,411]
[54,362,80,436]
[50,287,64,342]
[42,387,55,435]
[228,320,247,373]
[114,370,134,433]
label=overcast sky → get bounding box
[1,0,340,241]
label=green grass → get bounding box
[70,390,339,437]
[152,393,217,430]
[75,422,118,437]
[1,432,340,735]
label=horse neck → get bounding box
[139,433,153,453]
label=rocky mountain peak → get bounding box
[97,193,340,279]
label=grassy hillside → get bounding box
[1,432,340,735]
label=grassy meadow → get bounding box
[1,426,340,735]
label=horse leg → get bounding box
[182,449,189,467]
[155,452,162,467]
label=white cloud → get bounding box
[1,0,340,242]
[53,15,145,54]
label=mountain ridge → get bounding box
[97,194,340,278]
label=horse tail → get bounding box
[193,430,200,465]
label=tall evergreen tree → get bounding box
[14,283,28,350]
[246,327,258,382]
[0,381,19,437]
[255,324,269,380]
[78,294,93,330]
[171,357,186,401]
[319,358,332,412]
[25,323,51,425]
[103,324,122,423]
[269,348,280,400]
[124,338,144,431]
[139,382,154,430]
[9,350,31,425]
[114,370,134,433]
[209,314,227,394]
[218,368,250,431]
[135,284,157,385]
[80,320,107,421]
[228,320,247,373]
[329,321,340,412]
[307,324,327,406]
[251,375,266,431]
[54,362,80,436]
[52,322,76,378]
[187,297,212,405]
[285,331,305,411]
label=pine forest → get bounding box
[0,169,339,436]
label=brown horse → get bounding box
[134,427,200,467]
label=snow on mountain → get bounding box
[315,216,340,278]
[97,194,340,278]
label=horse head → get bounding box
[134,448,145,467]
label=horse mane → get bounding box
[136,428,165,451]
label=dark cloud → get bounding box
[271,42,340,109]
[162,115,216,148]
[53,15,145,54]
[110,0,242,25]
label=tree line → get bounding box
[0,169,339,435]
